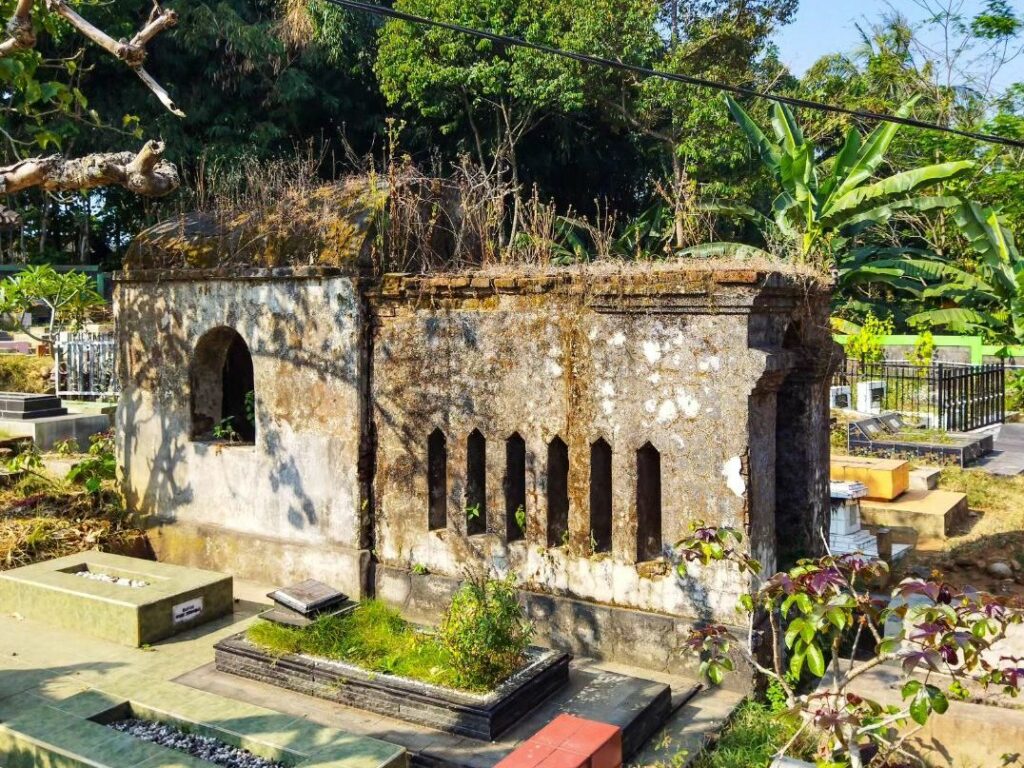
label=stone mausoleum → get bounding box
[116,181,837,679]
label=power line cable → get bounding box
[324,0,1024,151]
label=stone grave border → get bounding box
[847,415,993,467]
[215,631,572,741]
[0,686,406,768]
[0,551,233,646]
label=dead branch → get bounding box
[0,140,180,196]
[1,0,183,117]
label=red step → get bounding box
[497,714,622,768]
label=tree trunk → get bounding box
[0,141,179,197]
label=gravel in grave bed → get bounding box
[76,570,149,588]
[108,719,285,768]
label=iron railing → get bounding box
[833,360,1005,432]
[53,331,119,399]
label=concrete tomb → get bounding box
[0,551,232,646]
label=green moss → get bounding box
[246,600,509,693]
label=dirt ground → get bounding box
[894,467,1024,595]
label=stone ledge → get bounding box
[115,265,364,284]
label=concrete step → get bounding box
[861,489,968,549]
[627,685,745,767]
[909,467,942,491]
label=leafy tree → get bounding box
[375,0,590,246]
[570,0,796,248]
[868,202,1024,344]
[0,264,103,340]
[677,522,1024,768]
[684,95,973,265]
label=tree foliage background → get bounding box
[0,0,1022,338]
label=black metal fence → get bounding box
[832,360,1005,432]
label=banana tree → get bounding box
[684,95,974,264]
[889,203,1024,344]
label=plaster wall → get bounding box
[115,270,370,595]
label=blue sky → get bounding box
[773,0,1022,93]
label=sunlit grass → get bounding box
[247,600,491,692]
[691,700,814,768]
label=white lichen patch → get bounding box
[599,381,616,397]
[656,399,678,424]
[642,340,662,364]
[644,398,658,414]
[609,331,626,347]
[722,456,746,498]
[546,359,564,377]
[697,356,721,373]
[648,372,662,385]
[674,390,701,419]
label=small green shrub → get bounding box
[439,572,533,690]
[692,700,812,768]
[844,312,893,364]
[66,431,116,493]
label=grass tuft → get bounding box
[691,700,814,768]
[246,600,510,693]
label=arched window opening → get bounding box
[636,442,662,561]
[428,429,448,531]
[505,433,527,542]
[546,436,569,547]
[190,327,256,443]
[466,429,487,535]
[590,438,613,554]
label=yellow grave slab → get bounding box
[831,455,910,501]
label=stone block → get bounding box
[860,489,968,547]
[0,551,232,646]
[0,393,67,419]
[831,455,910,501]
[0,412,111,450]
[909,467,942,491]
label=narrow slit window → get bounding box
[505,433,527,542]
[427,429,447,531]
[636,442,662,561]
[589,438,613,554]
[547,436,569,547]
[466,429,487,535]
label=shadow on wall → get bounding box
[117,277,366,542]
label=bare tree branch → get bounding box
[1,0,184,117]
[0,140,180,196]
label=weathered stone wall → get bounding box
[115,259,835,678]
[370,270,835,671]
[115,267,371,595]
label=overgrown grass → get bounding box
[0,355,54,394]
[246,600,517,693]
[691,700,814,768]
